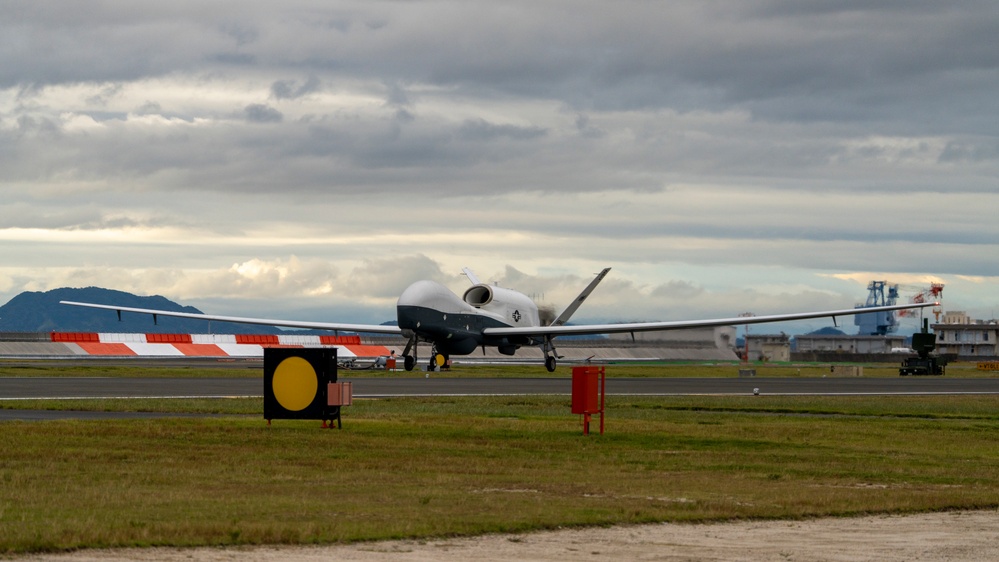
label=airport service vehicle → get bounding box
[899,320,947,376]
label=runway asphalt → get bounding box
[2,375,997,421]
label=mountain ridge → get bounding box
[0,288,280,334]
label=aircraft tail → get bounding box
[550,268,611,326]
[462,267,481,285]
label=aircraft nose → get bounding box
[397,280,469,314]
[398,280,446,307]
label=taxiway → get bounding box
[2,376,997,421]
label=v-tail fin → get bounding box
[550,267,611,326]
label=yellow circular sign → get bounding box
[272,356,318,411]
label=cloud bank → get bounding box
[2,1,996,330]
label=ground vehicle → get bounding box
[899,323,945,376]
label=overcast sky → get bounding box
[2,1,997,334]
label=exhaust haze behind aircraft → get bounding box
[62,268,939,372]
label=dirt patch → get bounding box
[16,510,999,562]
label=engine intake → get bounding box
[463,285,493,307]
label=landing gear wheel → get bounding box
[545,356,557,372]
[427,345,441,372]
[404,355,416,371]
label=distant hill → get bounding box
[807,326,847,336]
[0,288,279,334]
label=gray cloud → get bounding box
[271,75,323,100]
[458,119,547,142]
[244,103,283,123]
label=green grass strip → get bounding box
[2,394,999,553]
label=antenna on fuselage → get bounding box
[549,267,611,326]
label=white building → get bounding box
[933,311,999,357]
[745,334,791,362]
[794,334,907,354]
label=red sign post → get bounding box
[571,365,606,435]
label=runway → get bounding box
[2,376,998,421]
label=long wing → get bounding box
[59,301,404,335]
[483,302,939,338]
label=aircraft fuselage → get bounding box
[396,280,541,355]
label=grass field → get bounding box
[2,364,999,554]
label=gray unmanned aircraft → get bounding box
[62,267,937,372]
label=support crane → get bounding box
[898,283,945,322]
[856,281,945,335]
[854,281,900,335]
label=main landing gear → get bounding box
[402,336,418,371]
[543,336,560,373]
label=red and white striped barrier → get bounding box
[50,332,390,359]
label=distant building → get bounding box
[745,334,790,362]
[607,326,736,351]
[794,334,907,354]
[933,311,999,357]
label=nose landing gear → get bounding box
[426,344,449,371]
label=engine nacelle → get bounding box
[462,284,496,307]
[462,284,540,327]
